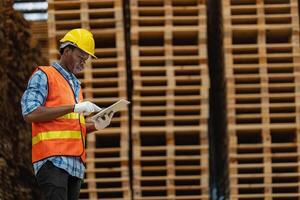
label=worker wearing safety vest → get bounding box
[21,28,113,200]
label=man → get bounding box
[21,28,113,200]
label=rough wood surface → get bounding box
[0,0,46,199]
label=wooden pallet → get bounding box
[132,130,209,200]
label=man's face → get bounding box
[68,47,89,74]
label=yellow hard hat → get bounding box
[60,28,97,58]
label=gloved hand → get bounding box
[74,101,101,116]
[94,112,114,130]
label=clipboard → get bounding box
[91,99,130,122]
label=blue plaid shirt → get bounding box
[21,62,85,179]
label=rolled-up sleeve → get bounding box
[21,70,48,116]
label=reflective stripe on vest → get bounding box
[58,113,85,124]
[32,131,82,145]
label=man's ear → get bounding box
[66,46,76,54]
[63,47,71,55]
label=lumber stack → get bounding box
[131,0,210,199]
[222,0,300,199]
[47,0,130,199]
[0,0,45,199]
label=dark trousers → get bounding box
[36,161,81,200]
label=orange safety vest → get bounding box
[31,66,86,163]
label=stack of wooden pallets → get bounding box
[22,0,300,198]
[47,0,130,199]
[222,0,300,199]
[131,0,210,199]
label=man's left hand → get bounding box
[94,112,114,130]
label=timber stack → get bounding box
[0,0,45,199]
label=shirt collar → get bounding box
[52,62,81,84]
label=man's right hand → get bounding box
[74,101,101,116]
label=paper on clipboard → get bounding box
[91,99,130,121]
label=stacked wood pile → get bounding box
[131,0,210,199]
[0,0,46,199]
[223,0,300,199]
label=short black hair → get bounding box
[59,45,76,55]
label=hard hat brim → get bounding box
[60,42,98,59]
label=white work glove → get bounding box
[74,101,101,116]
[94,112,114,130]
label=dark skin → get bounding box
[24,47,96,133]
